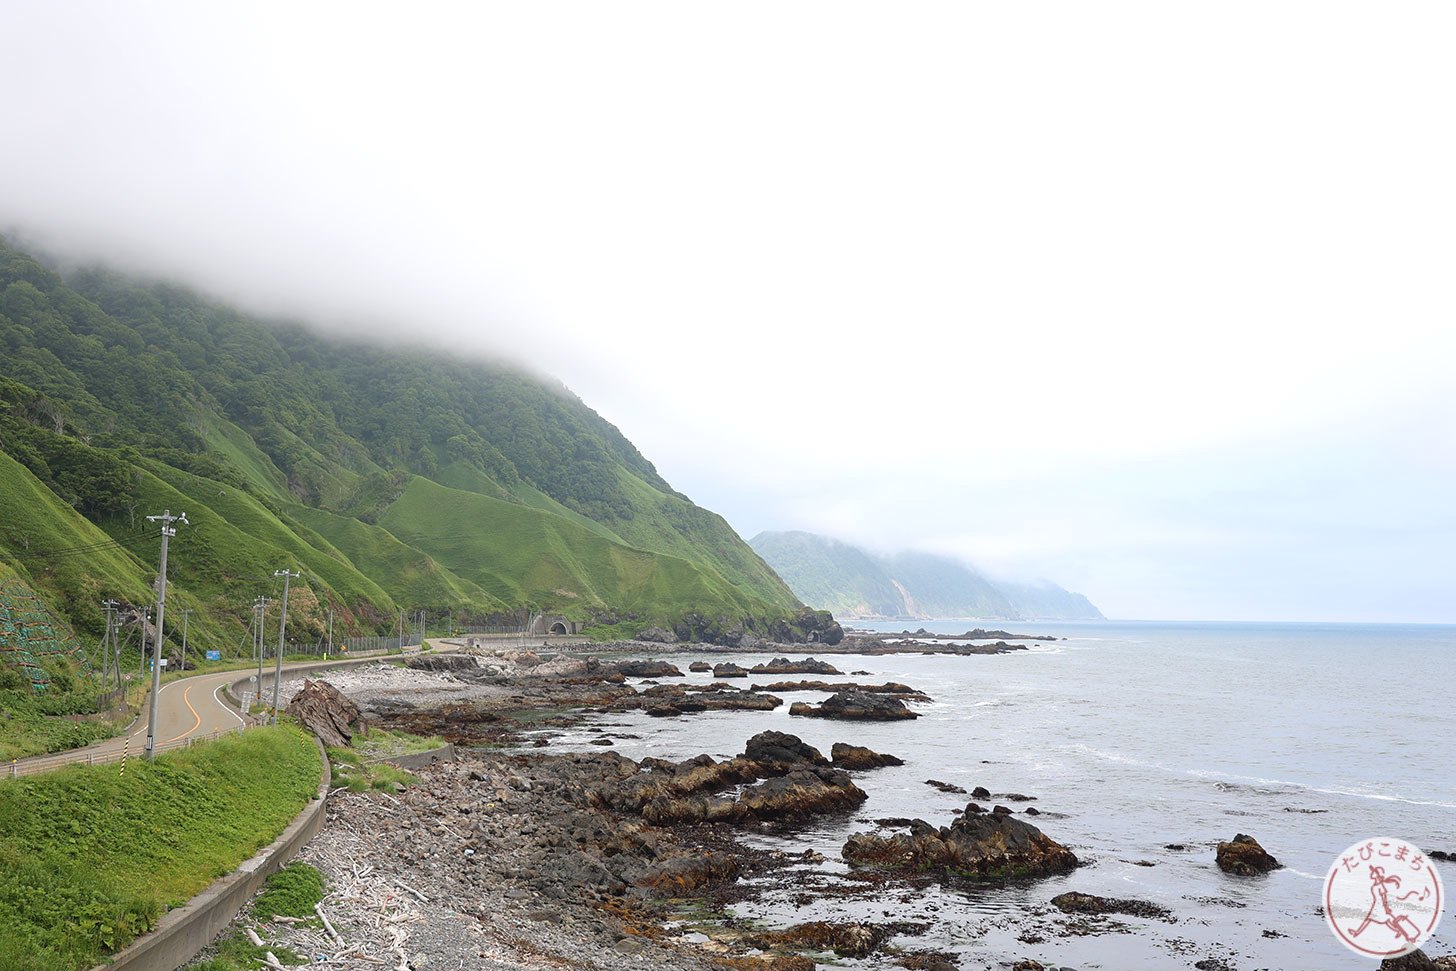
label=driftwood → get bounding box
[286,679,364,746]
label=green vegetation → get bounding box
[0,236,809,671]
[0,726,321,971]
[347,727,446,762]
[250,862,323,922]
[187,932,303,971]
[326,745,417,793]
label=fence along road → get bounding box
[5,647,437,779]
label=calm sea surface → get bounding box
[542,620,1455,969]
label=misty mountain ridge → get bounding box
[750,530,1103,621]
[0,237,839,650]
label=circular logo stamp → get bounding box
[1324,838,1443,958]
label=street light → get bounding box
[271,569,300,726]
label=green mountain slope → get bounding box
[750,530,1103,621]
[0,236,815,655]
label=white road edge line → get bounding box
[215,680,247,728]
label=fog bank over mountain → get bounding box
[751,531,1103,622]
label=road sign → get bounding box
[205,650,221,661]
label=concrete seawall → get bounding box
[89,736,331,971]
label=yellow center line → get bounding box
[162,684,203,744]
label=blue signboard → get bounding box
[205,650,222,661]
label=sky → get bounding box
[1,3,1453,622]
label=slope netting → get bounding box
[0,577,88,691]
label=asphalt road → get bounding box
[12,649,446,773]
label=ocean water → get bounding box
[543,621,1456,969]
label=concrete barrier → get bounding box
[374,742,457,771]
[90,736,331,971]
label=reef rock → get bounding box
[789,690,919,721]
[842,804,1078,879]
[1215,833,1281,875]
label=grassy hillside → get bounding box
[378,477,765,617]
[0,726,320,971]
[0,236,813,659]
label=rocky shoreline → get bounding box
[207,643,1453,971]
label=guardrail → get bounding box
[5,724,253,780]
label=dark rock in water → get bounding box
[635,683,780,714]
[1379,950,1456,970]
[1165,843,1190,851]
[1024,806,1041,816]
[831,742,905,770]
[1001,792,1037,802]
[926,779,968,794]
[851,670,873,676]
[992,805,1013,815]
[876,817,914,827]
[750,679,929,699]
[1430,849,1455,863]
[791,690,919,721]
[749,656,844,676]
[1216,833,1281,875]
[1193,960,1237,971]
[734,766,868,822]
[744,730,829,772]
[688,661,711,672]
[635,626,678,644]
[971,785,991,800]
[405,653,478,672]
[842,803,1079,879]
[1051,890,1174,921]
[713,662,750,678]
[615,659,683,678]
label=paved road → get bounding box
[9,650,445,775]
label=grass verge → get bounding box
[0,725,322,971]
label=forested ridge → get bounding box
[0,237,826,650]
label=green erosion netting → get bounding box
[0,578,87,691]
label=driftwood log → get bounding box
[286,679,365,746]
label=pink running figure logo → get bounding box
[1325,838,1443,958]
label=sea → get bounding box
[540,620,1456,970]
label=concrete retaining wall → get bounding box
[374,742,457,771]
[90,736,331,971]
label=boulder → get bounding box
[1215,834,1281,875]
[749,656,844,676]
[842,805,1078,879]
[713,662,750,678]
[925,780,967,794]
[1050,891,1173,921]
[830,743,904,770]
[971,786,991,800]
[286,679,364,747]
[1379,951,1456,970]
[744,730,829,772]
[615,659,683,678]
[753,921,890,958]
[789,690,919,721]
[636,626,678,644]
[688,661,711,672]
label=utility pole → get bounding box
[144,510,187,759]
[272,570,300,726]
[180,608,193,671]
[326,605,333,659]
[100,600,119,688]
[138,607,151,681]
[253,595,271,711]
[399,610,404,650]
